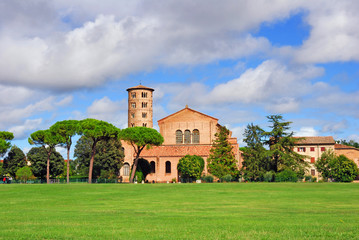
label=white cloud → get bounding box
[87,96,127,127]
[294,127,318,137]
[321,120,348,134]
[8,119,43,139]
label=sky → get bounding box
[1,0,359,158]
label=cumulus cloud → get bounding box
[87,96,127,127]
[294,127,318,137]
[8,119,43,139]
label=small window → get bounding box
[142,102,147,108]
[165,161,171,174]
[142,112,147,118]
[131,113,135,118]
[143,123,147,127]
[131,103,136,108]
[131,92,136,99]
[311,157,315,163]
[176,130,183,144]
[298,147,306,152]
[123,163,130,176]
[142,92,148,98]
[321,147,326,151]
[150,161,156,173]
[311,169,316,176]
[131,123,134,127]
[193,129,200,143]
[310,147,315,152]
[184,130,191,144]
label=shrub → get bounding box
[263,171,274,182]
[222,174,233,182]
[202,175,214,183]
[312,177,317,182]
[172,178,176,183]
[16,166,34,183]
[275,169,298,182]
[304,175,312,182]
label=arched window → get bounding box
[184,130,191,144]
[193,129,200,143]
[123,163,130,176]
[165,161,171,173]
[176,130,183,144]
[150,161,156,173]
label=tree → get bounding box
[315,150,359,182]
[0,131,14,157]
[3,145,26,178]
[240,124,270,181]
[16,166,33,183]
[50,120,79,184]
[336,139,359,148]
[27,147,64,179]
[77,119,120,183]
[120,127,164,183]
[177,155,204,180]
[263,115,308,176]
[28,129,63,184]
[74,136,124,178]
[207,125,239,180]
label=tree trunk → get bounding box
[88,141,97,184]
[129,157,139,183]
[67,146,70,184]
[47,151,51,184]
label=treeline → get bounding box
[0,119,163,184]
[240,115,359,182]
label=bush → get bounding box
[222,174,233,182]
[304,175,312,182]
[275,169,298,182]
[263,171,274,182]
[16,166,34,183]
[312,177,317,182]
[202,175,214,183]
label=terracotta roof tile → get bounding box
[126,85,154,91]
[140,145,213,157]
[294,136,335,145]
[335,144,359,150]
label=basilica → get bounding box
[119,85,241,183]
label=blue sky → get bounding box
[1,0,359,158]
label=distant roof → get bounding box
[140,144,213,157]
[335,144,359,151]
[294,136,335,145]
[126,85,154,91]
[158,106,218,123]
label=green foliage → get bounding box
[202,175,214,183]
[222,174,233,182]
[241,124,270,181]
[304,175,312,182]
[27,147,64,179]
[0,162,3,176]
[315,150,358,182]
[177,155,205,180]
[3,145,26,177]
[207,125,239,179]
[263,171,275,182]
[120,127,164,183]
[0,131,14,157]
[275,169,298,182]
[336,139,359,148]
[330,155,359,182]
[15,166,34,183]
[264,115,309,174]
[74,136,124,178]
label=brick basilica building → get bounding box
[119,85,241,183]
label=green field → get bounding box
[1,183,359,239]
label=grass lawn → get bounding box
[1,183,359,239]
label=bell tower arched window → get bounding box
[165,161,171,173]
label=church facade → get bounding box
[120,85,241,183]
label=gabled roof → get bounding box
[158,106,218,123]
[294,136,335,145]
[126,85,154,91]
[335,144,359,151]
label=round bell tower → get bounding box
[127,85,154,128]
